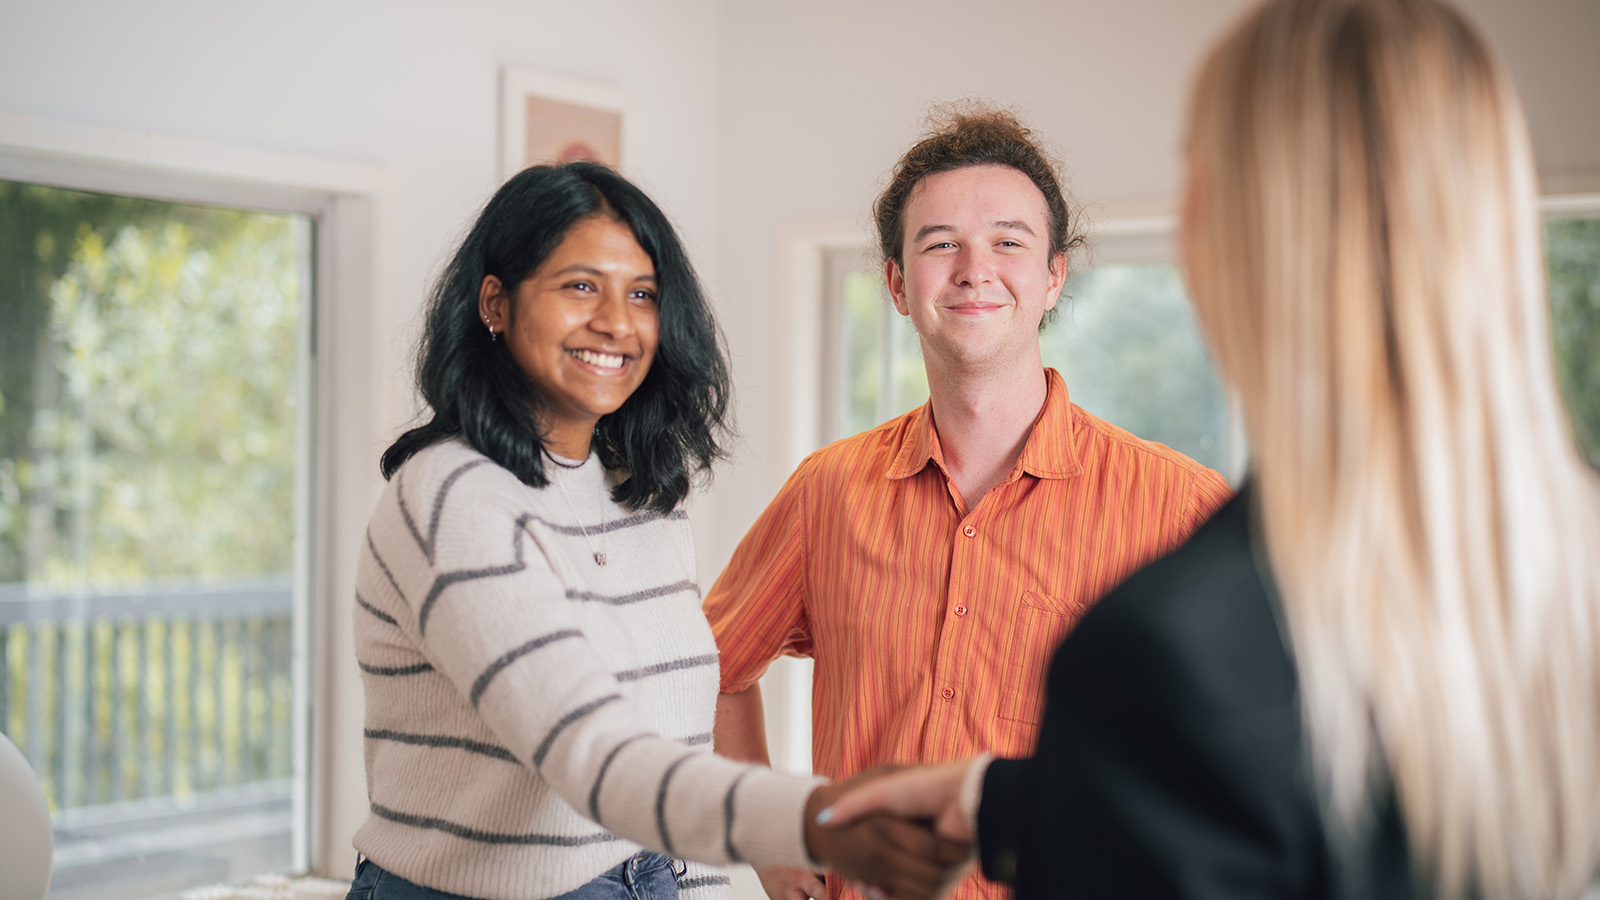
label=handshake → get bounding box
[792,759,979,900]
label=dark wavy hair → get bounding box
[874,103,1087,327]
[380,162,732,514]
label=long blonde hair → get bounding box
[1184,0,1600,895]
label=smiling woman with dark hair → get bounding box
[349,163,964,900]
[380,162,728,511]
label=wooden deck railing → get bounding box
[0,579,294,815]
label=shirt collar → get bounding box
[884,367,1083,482]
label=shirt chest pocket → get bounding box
[998,590,1088,725]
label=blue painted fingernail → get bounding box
[815,807,834,825]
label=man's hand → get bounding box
[802,778,972,900]
[753,865,828,900]
[816,758,974,843]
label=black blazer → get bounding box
[978,488,1419,900]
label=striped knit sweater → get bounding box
[352,439,820,900]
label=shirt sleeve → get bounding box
[702,455,818,693]
[380,458,821,870]
[1178,466,1235,539]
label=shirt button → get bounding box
[954,604,968,617]
[962,524,976,538]
[941,686,955,700]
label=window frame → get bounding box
[790,193,1600,488]
[1544,191,1600,218]
[0,112,395,880]
[780,214,1215,468]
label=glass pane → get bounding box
[1546,215,1600,470]
[830,261,1229,472]
[0,180,308,900]
[1042,264,1230,473]
[837,270,929,440]
[889,308,929,416]
[830,216,1595,484]
[842,270,886,438]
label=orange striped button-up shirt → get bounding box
[704,368,1232,900]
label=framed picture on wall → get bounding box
[499,68,625,180]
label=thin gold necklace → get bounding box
[546,450,607,566]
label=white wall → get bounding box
[0,1,726,340]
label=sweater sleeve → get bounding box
[376,451,822,870]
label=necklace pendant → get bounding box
[594,552,607,566]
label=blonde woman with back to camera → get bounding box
[821,0,1600,897]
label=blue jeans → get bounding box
[345,852,681,900]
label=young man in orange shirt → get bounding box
[706,107,1233,900]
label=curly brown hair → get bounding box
[873,102,1087,279]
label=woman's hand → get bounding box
[815,759,975,843]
